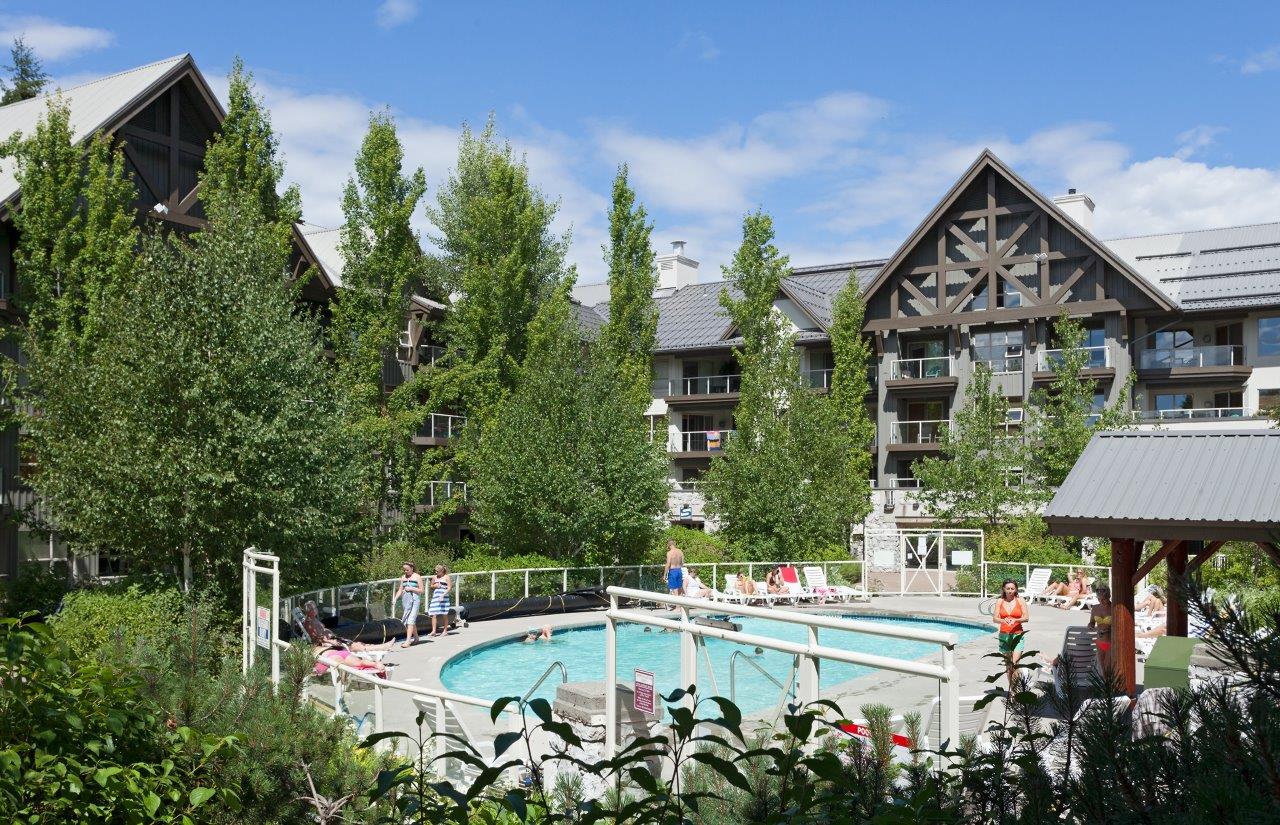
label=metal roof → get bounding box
[0,54,193,209]
[1043,429,1280,542]
[1104,222,1280,311]
[297,222,344,286]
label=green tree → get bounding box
[701,212,866,559]
[828,275,876,524]
[598,164,658,395]
[428,118,570,410]
[469,284,667,563]
[1027,314,1133,488]
[914,363,1035,528]
[0,37,49,105]
[329,111,439,540]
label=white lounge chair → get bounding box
[717,574,749,604]
[916,694,1003,751]
[1024,568,1054,603]
[1044,626,1102,698]
[802,566,862,603]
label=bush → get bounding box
[2,560,71,617]
[361,539,454,582]
[984,516,1078,565]
[49,583,186,660]
[649,526,731,564]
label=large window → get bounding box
[1260,317,1280,357]
[1259,388,1280,411]
[972,329,1024,373]
[1155,393,1193,413]
[1152,329,1194,351]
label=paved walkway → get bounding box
[312,594,1112,745]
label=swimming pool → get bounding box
[440,613,991,716]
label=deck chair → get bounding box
[718,574,748,604]
[802,566,861,603]
[753,581,782,606]
[1024,568,1054,603]
[916,694,1002,751]
[779,566,818,603]
[1044,626,1102,698]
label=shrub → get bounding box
[2,560,71,617]
[49,583,186,660]
[649,526,731,564]
[362,539,454,582]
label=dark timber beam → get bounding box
[1135,539,1184,582]
[1166,541,1188,638]
[867,298,1126,331]
[1112,537,1138,696]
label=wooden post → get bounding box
[1111,538,1137,695]
[1166,541,1188,638]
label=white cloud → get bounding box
[1173,124,1224,160]
[0,16,112,61]
[678,31,720,62]
[1240,44,1280,74]
[376,0,419,30]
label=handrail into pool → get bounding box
[522,660,569,703]
[728,649,795,706]
[601,586,961,767]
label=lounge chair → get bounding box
[717,574,748,604]
[779,566,819,604]
[1043,626,1102,698]
[802,566,863,603]
[916,694,1003,751]
[1024,568,1054,603]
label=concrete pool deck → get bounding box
[313,594,1123,745]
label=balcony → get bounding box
[419,344,446,366]
[1134,407,1253,422]
[672,429,735,458]
[1033,346,1114,383]
[1137,345,1250,382]
[886,356,957,393]
[416,480,470,512]
[412,413,467,446]
[661,374,742,404]
[886,419,949,452]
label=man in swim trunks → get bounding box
[664,539,685,606]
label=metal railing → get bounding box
[974,355,1023,374]
[424,481,469,507]
[890,419,948,444]
[671,479,702,491]
[1135,407,1250,421]
[674,374,742,396]
[521,660,568,702]
[1139,344,1243,369]
[807,368,833,389]
[678,429,735,452]
[890,356,952,380]
[729,649,796,707]
[420,413,466,440]
[1036,346,1109,371]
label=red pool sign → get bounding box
[633,669,655,715]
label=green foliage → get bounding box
[50,583,185,660]
[361,539,455,582]
[649,526,731,564]
[984,516,1078,564]
[1027,314,1133,489]
[1,561,70,617]
[702,213,870,560]
[597,164,658,395]
[469,283,667,565]
[0,617,240,822]
[0,37,48,105]
[915,362,1037,528]
[828,275,875,520]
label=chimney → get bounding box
[655,240,699,291]
[1052,188,1095,232]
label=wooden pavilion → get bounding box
[1043,428,1280,695]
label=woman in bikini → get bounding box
[993,579,1030,688]
[392,562,423,648]
[311,642,389,679]
[1089,585,1114,672]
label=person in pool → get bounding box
[993,579,1030,688]
[523,625,553,643]
[664,539,685,606]
[1088,585,1114,672]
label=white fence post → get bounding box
[604,598,618,759]
[797,625,820,706]
[374,682,385,752]
[679,605,697,712]
[524,570,530,598]
[940,643,960,767]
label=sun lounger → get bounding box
[1042,626,1102,698]
[1025,568,1054,603]
[779,565,819,604]
[916,694,1002,751]
[717,574,749,604]
[802,566,864,603]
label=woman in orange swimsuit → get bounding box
[993,579,1030,688]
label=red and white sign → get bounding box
[839,721,914,750]
[633,669,655,715]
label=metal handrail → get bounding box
[522,660,569,702]
[679,429,735,452]
[890,419,949,444]
[729,649,795,706]
[890,356,952,380]
[1036,345,1110,371]
[1139,344,1242,369]
[1135,406,1250,421]
[678,374,742,395]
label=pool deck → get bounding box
[315,595,1118,744]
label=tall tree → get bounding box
[0,37,49,105]
[827,276,876,524]
[468,283,667,563]
[701,212,865,559]
[1027,314,1133,488]
[329,112,436,539]
[914,363,1035,528]
[597,164,657,395]
[428,118,570,411]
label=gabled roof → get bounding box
[1104,221,1280,312]
[860,150,1177,313]
[297,222,343,287]
[1044,429,1280,543]
[0,54,217,211]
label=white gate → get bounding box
[242,546,281,685]
[864,529,984,596]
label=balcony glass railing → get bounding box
[674,374,742,396]
[671,479,702,492]
[890,419,949,444]
[890,356,952,380]
[1036,346,1110,371]
[418,344,446,366]
[1139,345,1243,370]
[678,429,735,452]
[420,413,466,440]
[1136,407,1249,421]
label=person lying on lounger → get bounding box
[1056,569,1091,610]
[683,570,709,598]
[312,643,389,678]
[302,601,394,652]
[1138,587,1165,616]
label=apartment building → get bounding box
[573,151,1280,529]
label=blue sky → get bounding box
[11,2,1280,282]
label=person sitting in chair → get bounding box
[301,601,393,653]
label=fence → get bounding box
[977,561,1111,598]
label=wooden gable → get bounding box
[862,151,1174,331]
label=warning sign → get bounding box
[255,606,271,650]
[633,669,655,715]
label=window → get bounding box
[969,284,989,311]
[1213,391,1244,411]
[1152,329,1194,351]
[905,399,946,421]
[1155,393,1193,412]
[972,329,1024,373]
[999,278,1022,309]
[1258,388,1280,411]
[1260,317,1280,357]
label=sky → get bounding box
[10,2,1280,283]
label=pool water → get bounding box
[440,614,991,716]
